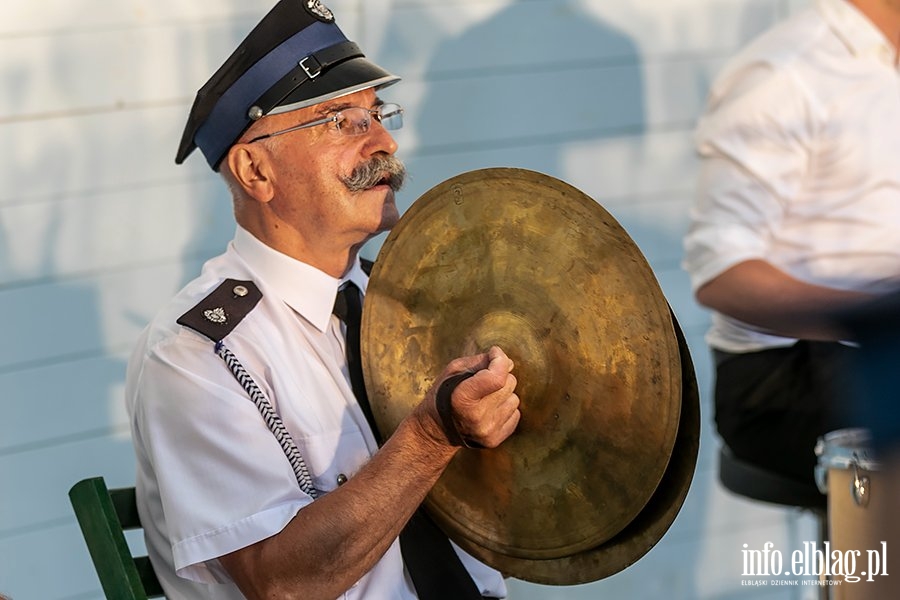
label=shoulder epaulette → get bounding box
[176,279,262,343]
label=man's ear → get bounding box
[225,144,275,203]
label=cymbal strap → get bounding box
[435,371,481,448]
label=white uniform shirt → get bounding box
[125,225,507,599]
[683,0,900,352]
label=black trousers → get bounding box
[714,341,864,487]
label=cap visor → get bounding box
[268,56,400,115]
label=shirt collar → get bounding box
[232,225,369,333]
[818,0,898,67]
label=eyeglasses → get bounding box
[246,102,404,144]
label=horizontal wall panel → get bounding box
[2,26,218,120]
[0,104,209,208]
[396,128,699,213]
[4,0,780,113]
[381,0,782,79]
[0,65,705,209]
[1,127,698,282]
[602,193,693,268]
[394,58,716,153]
[3,0,356,37]
[0,178,233,286]
[380,0,651,80]
[0,434,136,536]
[0,351,131,453]
[0,520,102,600]
[591,0,783,58]
[0,260,203,372]
[2,7,361,122]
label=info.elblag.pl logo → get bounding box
[741,541,889,588]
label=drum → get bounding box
[814,428,885,598]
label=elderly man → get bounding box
[125,2,519,599]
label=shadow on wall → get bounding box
[171,11,261,289]
[0,151,132,599]
[0,9,135,597]
[0,3,249,597]
[371,2,705,599]
[404,1,646,204]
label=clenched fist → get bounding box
[420,346,521,449]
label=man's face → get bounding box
[248,88,405,252]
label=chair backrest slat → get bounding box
[110,486,142,531]
[69,477,164,599]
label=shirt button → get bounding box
[336,473,348,486]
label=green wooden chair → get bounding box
[69,477,164,599]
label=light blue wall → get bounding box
[1,1,817,598]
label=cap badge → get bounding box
[203,307,228,324]
[304,0,335,23]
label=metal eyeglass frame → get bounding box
[245,103,404,144]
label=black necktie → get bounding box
[332,282,380,439]
[333,282,483,600]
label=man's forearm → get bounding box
[696,259,874,341]
[220,414,459,600]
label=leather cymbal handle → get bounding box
[435,371,483,449]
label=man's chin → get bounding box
[353,186,400,232]
[375,188,399,228]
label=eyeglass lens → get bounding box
[337,104,403,135]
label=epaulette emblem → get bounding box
[177,279,262,343]
[204,307,227,324]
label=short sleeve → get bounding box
[131,332,310,583]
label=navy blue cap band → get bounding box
[195,20,348,168]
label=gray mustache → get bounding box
[341,154,406,192]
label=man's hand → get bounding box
[416,346,520,449]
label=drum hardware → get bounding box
[850,457,870,508]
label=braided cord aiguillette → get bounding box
[214,341,319,498]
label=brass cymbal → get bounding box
[451,308,700,584]
[362,168,683,562]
